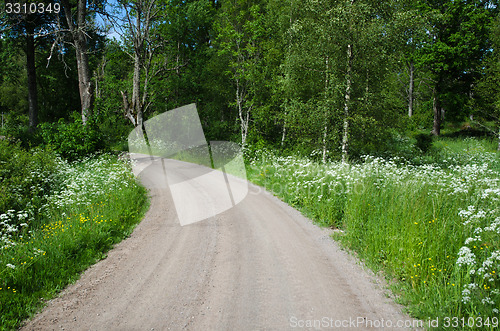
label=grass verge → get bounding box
[245,138,499,330]
[0,153,149,330]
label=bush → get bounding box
[0,154,148,330]
[37,113,107,161]
[414,133,433,153]
[0,140,61,222]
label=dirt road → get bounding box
[22,159,418,330]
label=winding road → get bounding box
[21,158,418,330]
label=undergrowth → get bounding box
[0,149,148,330]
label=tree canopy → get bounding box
[1,0,499,154]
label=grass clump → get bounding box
[0,149,148,330]
[246,139,499,329]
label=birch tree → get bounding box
[216,0,266,148]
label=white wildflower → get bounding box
[456,247,476,267]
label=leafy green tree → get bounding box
[388,0,434,118]
[417,0,497,135]
[0,37,28,131]
[215,0,268,147]
[151,0,216,111]
[1,0,62,130]
[279,0,400,161]
[474,13,500,150]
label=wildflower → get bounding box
[6,263,15,269]
[456,247,476,267]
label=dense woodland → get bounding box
[1,0,499,160]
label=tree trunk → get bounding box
[281,0,292,148]
[121,50,144,129]
[236,79,249,147]
[431,87,441,136]
[121,91,137,127]
[133,5,143,129]
[281,110,287,147]
[133,50,143,128]
[497,127,500,152]
[62,0,94,125]
[341,44,352,164]
[322,56,329,164]
[26,22,38,131]
[408,61,414,117]
[365,69,369,105]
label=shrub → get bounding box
[37,113,107,161]
[0,154,148,329]
[414,133,433,153]
[0,140,61,223]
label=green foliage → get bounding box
[414,132,433,153]
[0,112,30,143]
[473,13,500,143]
[2,0,500,158]
[0,38,28,122]
[247,146,500,326]
[37,114,108,161]
[0,140,61,221]
[0,154,148,330]
[416,0,498,127]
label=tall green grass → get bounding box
[246,138,499,330]
[0,153,148,330]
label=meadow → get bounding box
[0,141,148,330]
[246,137,500,330]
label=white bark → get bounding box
[408,61,414,117]
[236,78,250,148]
[281,111,287,147]
[322,56,329,164]
[341,44,352,164]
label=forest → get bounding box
[0,0,499,160]
[1,1,500,328]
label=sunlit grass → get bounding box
[246,138,499,330]
[0,154,148,330]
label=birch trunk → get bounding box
[282,0,293,148]
[236,79,249,148]
[408,61,414,117]
[341,44,352,164]
[281,111,287,147]
[322,56,329,164]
